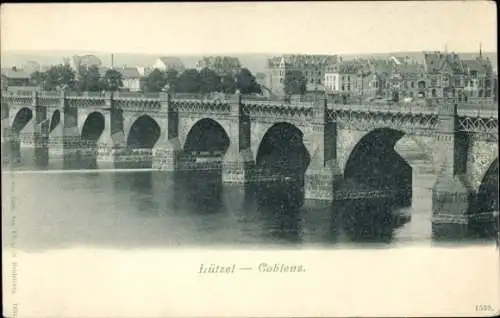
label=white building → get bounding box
[152,57,185,72]
[116,67,142,92]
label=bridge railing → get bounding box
[3,89,34,97]
[328,102,437,114]
[114,91,161,98]
[38,91,60,98]
[457,106,499,118]
[171,92,233,103]
[65,91,107,98]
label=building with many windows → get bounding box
[195,56,241,76]
[267,54,338,95]
[324,58,392,100]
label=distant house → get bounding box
[152,57,185,73]
[1,67,31,87]
[116,67,142,92]
[137,66,154,77]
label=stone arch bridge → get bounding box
[2,90,498,228]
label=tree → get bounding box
[42,64,76,91]
[141,69,166,92]
[220,74,237,94]
[164,69,179,92]
[76,65,102,92]
[101,69,123,91]
[236,68,261,94]
[284,70,307,95]
[199,68,221,94]
[177,69,201,93]
[29,71,46,87]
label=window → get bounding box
[411,81,414,88]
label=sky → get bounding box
[0,2,497,55]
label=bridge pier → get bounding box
[222,149,255,184]
[152,139,182,170]
[431,103,475,238]
[33,95,50,167]
[222,92,254,184]
[151,92,182,170]
[96,100,115,165]
[432,174,474,237]
[304,167,338,205]
[1,92,12,166]
[303,97,342,206]
[61,95,82,169]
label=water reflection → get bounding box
[2,147,498,250]
[333,199,396,243]
[176,170,225,214]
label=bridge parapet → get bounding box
[2,90,34,106]
[66,91,107,99]
[328,102,437,115]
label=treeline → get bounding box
[141,67,261,94]
[29,64,123,92]
[28,63,263,95]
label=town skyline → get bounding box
[2,49,497,72]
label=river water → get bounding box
[2,149,497,253]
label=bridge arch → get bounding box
[475,158,499,213]
[183,118,230,156]
[49,110,61,133]
[255,122,311,175]
[11,107,33,135]
[126,115,161,149]
[343,128,413,205]
[81,112,106,146]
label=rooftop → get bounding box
[158,56,184,66]
[116,67,142,79]
[1,68,31,79]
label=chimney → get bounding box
[111,54,115,69]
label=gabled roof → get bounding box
[157,56,184,66]
[423,51,464,74]
[369,59,393,75]
[394,63,425,75]
[462,57,492,74]
[116,67,141,79]
[268,54,338,68]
